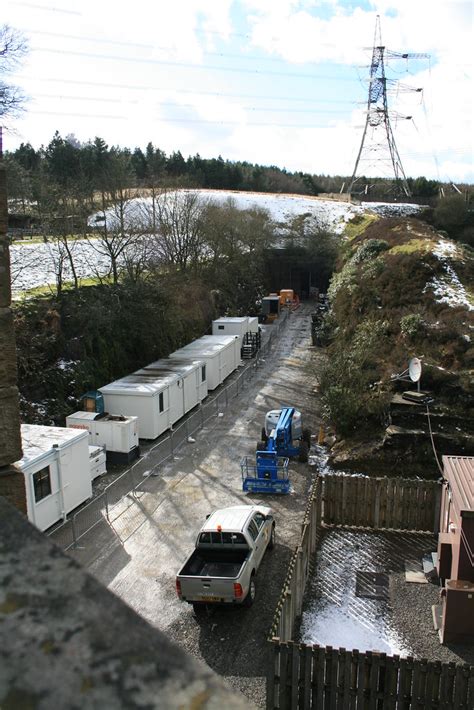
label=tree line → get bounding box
[5,131,454,217]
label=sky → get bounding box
[2,0,473,183]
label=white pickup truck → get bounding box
[176,504,275,613]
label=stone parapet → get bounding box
[0,498,249,709]
[0,162,23,469]
[0,464,26,514]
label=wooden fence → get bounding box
[266,474,474,709]
[267,641,474,710]
[322,475,441,533]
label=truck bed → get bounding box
[180,548,249,579]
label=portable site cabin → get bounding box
[141,358,207,411]
[199,335,241,371]
[99,371,179,440]
[170,337,236,390]
[261,295,281,320]
[434,455,474,644]
[17,424,92,532]
[99,359,207,440]
[66,411,140,464]
[212,317,249,344]
[247,316,259,334]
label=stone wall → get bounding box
[0,498,249,709]
[0,161,25,510]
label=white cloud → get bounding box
[4,0,472,182]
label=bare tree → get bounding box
[153,190,207,273]
[0,25,28,122]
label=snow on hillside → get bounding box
[89,189,423,234]
[13,191,424,293]
[426,239,474,312]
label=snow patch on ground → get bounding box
[425,238,473,311]
[299,530,414,655]
[10,239,112,293]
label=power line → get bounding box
[27,110,330,128]
[34,93,123,104]
[32,93,352,114]
[14,2,81,14]
[17,75,355,104]
[31,46,354,80]
[30,110,126,120]
[24,28,343,66]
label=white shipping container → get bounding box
[170,338,235,390]
[66,411,139,463]
[17,424,92,532]
[212,317,249,344]
[141,358,207,415]
[247,316,259,334]
[200,334,241,371]
[99,369,179,440]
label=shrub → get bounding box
[351,239,390,265]
[400,313,424,339]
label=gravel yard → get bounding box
[67,305,324,708]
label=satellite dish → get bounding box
[408,357,422,383]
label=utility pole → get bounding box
[347,16,428,198]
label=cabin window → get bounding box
[201,365,206,382]
[159,392,164,413]
[33,466,52,502]
[218,325,224,330]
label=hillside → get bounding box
[318,214,474,475]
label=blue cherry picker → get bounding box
[240,407,311,494]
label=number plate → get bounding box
[199,595,222,602]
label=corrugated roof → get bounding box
[443,456,474,513]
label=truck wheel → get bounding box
[302,428,312,446]
[298,440,309,463]
[256,440,266,453]
[267,524,276,550]
[192,603,207,617]
[244,576,256,607]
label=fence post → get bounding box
[225,386,228,409]
[170,430,174,458]
[71,516,78,549]
[266,640,278,710]
[104,489,109,520]
[374,478,381,528]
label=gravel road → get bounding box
[69,304,324,708]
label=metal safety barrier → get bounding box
[49,312,290,550]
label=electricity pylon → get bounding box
[348,16,427,198]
